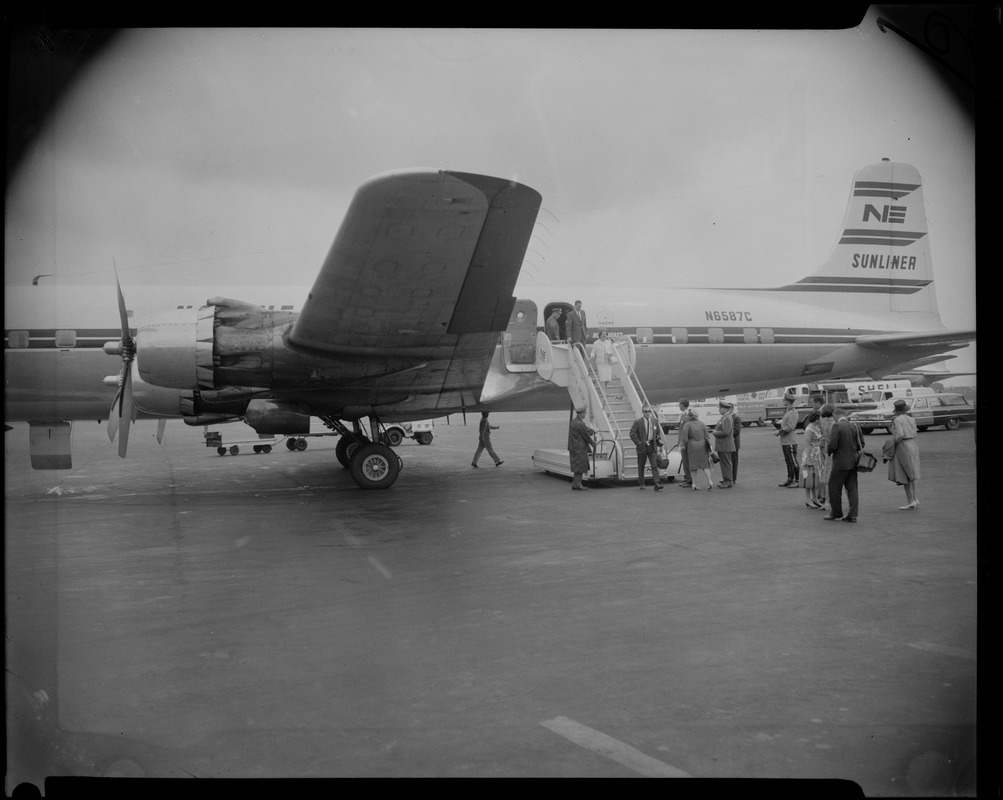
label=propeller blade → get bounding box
[113,258,130,337]
[110,260,137,458]
[107,390,121,442]
[117,366,134,458]
[156,418,167,444]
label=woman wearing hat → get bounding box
[888,398,921,509]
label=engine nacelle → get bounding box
[136,299,298,390]
[243,399,311,434]
[136,307,200,389]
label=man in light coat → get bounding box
[775,391,800,487]
[712,399,736,488]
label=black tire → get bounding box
[262,445,272,454]
[217,447,227,456]
[917,426,929,432]
[295,438,308,451]
[859,427,872,435]
[286,438,298,450]
[229,445,239,455]
[944,418,961,431]
[335,435,362,468]
[385,428,404,447]
[253,445,262,454]
[349,443,401,490]
[416,432,433,445]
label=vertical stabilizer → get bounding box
[781,160,938,317]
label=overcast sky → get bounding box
[5,13,977,375]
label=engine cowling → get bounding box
[136,299,298,390]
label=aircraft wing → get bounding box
[286,170,541,411]
[853,329,976,350]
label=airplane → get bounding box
[4,159,975,488]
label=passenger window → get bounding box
[7,330,29,348]
[742,327,757,343]
[708,327,724,344]
[54,330,77,347]
[759,328,775,344]
[671,327,688,344]
[636,327,654,344]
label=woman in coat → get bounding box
[888,399,921,509]
[590,328,615,389]
[681,410,715,490]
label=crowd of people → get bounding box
[552,393,922,520]
[493,297,923,514]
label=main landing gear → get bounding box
[322,416,403,490]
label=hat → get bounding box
[718,400,734,409]
[893,399,908,412]
[783,390,797,402]
[575,406,586,414]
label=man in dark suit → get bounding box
[629,404,663,491]
[568,300,588,345]
[824,409,862,522]
[731,407,743,484]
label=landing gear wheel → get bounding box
[229,445,240,456]
[416,432,433,445]
[349,443,401,490]
[336,435,362,468]
[295,438,308,451]
[217,447,227,456]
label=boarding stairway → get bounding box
[531,334,677,484]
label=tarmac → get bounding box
[4,412,983,793]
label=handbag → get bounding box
[710,451,720,464]
[656,447,670,469]
[856,450,877,472]
[849,421,876,472]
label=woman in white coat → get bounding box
[590,328,615,389]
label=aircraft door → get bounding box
[543,302,572,341]
[504,299,539,366]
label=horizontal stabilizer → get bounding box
[854,329,975,349]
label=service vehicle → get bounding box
[765,380,915,429]
[380,420,435,446]
[848,392,975,434]
[659,398,724,431]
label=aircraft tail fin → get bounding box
[778,159,939,318]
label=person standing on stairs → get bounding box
[568,299,588,346]
[590,328,615,390]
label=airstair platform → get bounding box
[530,335,682,485]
